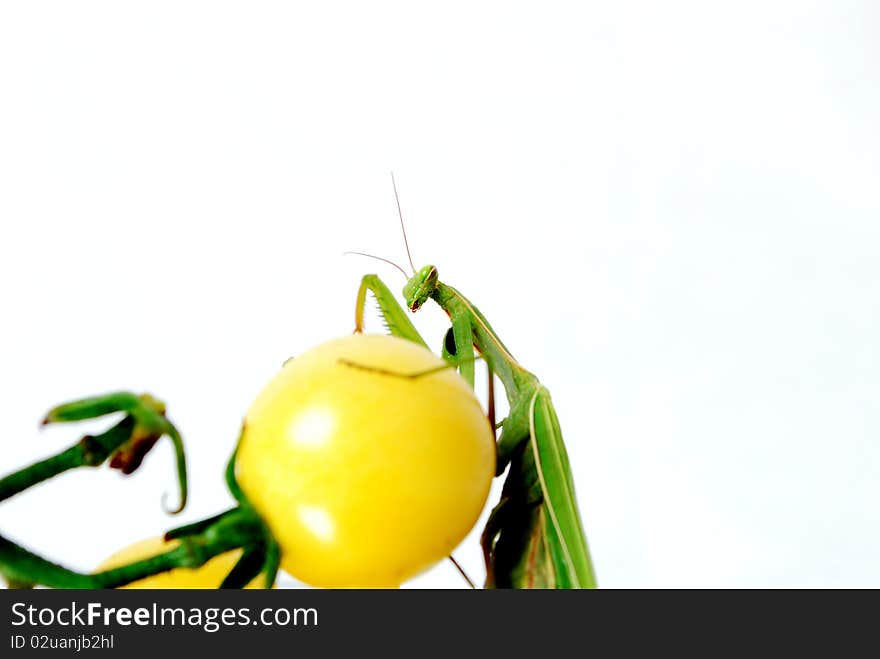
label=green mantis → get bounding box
[350,178,597,589]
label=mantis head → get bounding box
[403,265,439,311]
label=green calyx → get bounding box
[39,391,188,513]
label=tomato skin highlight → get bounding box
[97,537,261,589]
[236,334,496,588]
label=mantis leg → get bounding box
[481,438,556,588]
[487,367,496,439]
[480,496,511,588]
[442,325,497,444]
[354,274,427,348]
[442,312,476,389]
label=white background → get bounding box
[1,2,878,588]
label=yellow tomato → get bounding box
[98,536,262,589]
[236,333,495,588]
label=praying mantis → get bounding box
[349,176,597,589]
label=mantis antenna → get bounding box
[342,251,410,279]
[390,171,416,273]
[342,172,416,279]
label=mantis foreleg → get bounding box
[449,313,476,388]
[355,275,427,347]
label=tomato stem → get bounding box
[0,507,266,588]
[0,393,279,590]
[1,392,188,513]
[0,417,136,504]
